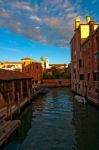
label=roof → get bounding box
[21,57,32,60]
[0,69,32,80]
[21,58,36,61]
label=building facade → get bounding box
[40,57,49,70]
[0,69,32,114]
[0,61,22,72]
[21,58,43,85]
[70,16,99,105]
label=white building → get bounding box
[0,61,22,72]
[40,57,49,70]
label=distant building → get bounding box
[49,64,68,70]
[0,61,22,72]
[0,69,32,113]
[21,58,43,85]
[43,63,71,80]
[44,64,69,74]
[40,57,49,70]
[70,16,99,105]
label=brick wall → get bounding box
[42,79,71,87]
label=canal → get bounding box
[4,88,99,150]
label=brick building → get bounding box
[70,16,99,105]
[0,69,32,115]
[21,58,43,85]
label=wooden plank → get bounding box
[0,120,21,146]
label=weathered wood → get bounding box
[0,120,21,146]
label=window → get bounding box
[35,80,38,84]
[36,65,38,69]
[88,73,90,80]
[79,74,84,80]
[58,81,62,85]
[79,59,82,68]
[93,72,99,81]
[96,51,99,59]
[89,87,91,90]
[95,89,98,93]
[31,65,34,70]
[78,84,80,89]
[73,69,76,73]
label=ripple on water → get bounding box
[4,88,99,150]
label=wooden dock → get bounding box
[0,120,21,147]
[0,88,42,148]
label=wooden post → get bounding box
[12,81,15,102]
[27,80,29,97]
[8,92,12,120]
[17,92,20,114]
[20,80,23,101]
[28,87,31,102]
[6,96,9,116]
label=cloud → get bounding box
[30,15,42,23]
[10,2,32,12]
[0,7,11,18]
[0,0,98,47]
[0,47,20,53]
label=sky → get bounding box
[0,0,99,64]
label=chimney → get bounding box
[86,16,91,24]
[89,20,94,33]
[75,18,81,29]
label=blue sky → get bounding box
[0,0,99,64]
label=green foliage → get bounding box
[43,73,53,79]
[43,67,71,79]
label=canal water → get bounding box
[4,88,99,150]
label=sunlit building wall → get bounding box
[21,58,43,85]
[70,16,99,104]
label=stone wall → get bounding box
[42,79,71,87]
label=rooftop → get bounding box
[21,58,36,61]
[0,69,32,80]
[0,61,22,64]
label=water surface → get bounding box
[4,88,99,150]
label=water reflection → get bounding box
[3,88,99,150]
[32,95,44,117]
[4,104,32,150]
[18,104,32,141]
[20,88,75,150]
[72,100,99,150]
